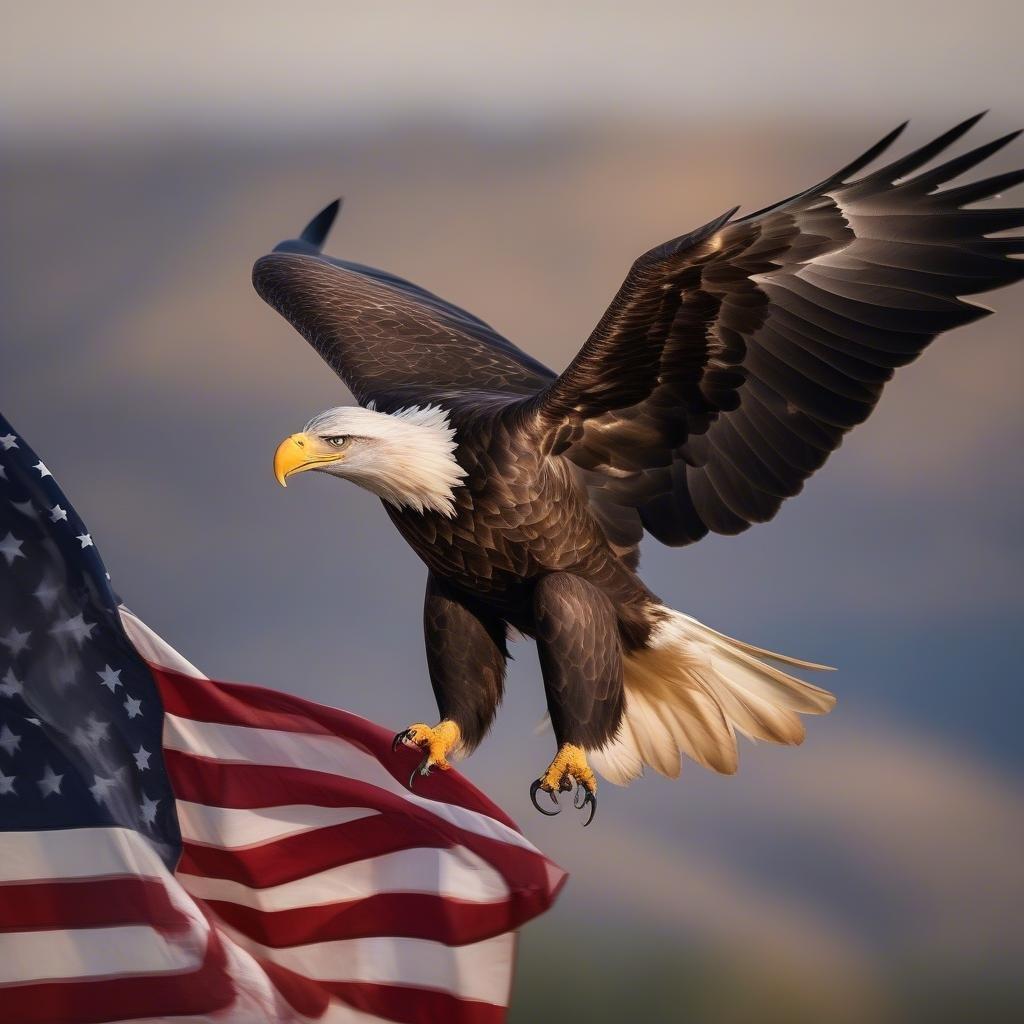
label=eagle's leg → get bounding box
[531,573,625,826]
[396,573,508,790]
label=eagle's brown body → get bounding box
[257,115,1024,810]
[387,410,653,630]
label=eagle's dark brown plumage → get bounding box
[255,116,1024,822]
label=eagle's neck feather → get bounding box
[309,403,467,517]
[373,404,466,517]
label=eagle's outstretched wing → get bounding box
[252,200,554,410]
[532,114,1024,547]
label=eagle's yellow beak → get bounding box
[273,433,343,487]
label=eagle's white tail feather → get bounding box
[591,608,836,786]
[676,613,834,672]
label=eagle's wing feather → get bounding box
[531,114,1024,546]
[253,201,554,410]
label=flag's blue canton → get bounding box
[0,414,181,867]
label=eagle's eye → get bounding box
[323,436,349,448]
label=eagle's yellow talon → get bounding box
[531,744,598,825]
[393,720,461,788]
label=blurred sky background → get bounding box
[3,3,1024,1021]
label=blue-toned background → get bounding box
[4,4,1023,1020]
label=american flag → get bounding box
[0,414,565,1024]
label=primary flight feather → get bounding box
[255,115,1024,824]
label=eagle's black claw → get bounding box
[530,779,560,816]
[392,729,411,753]
[574,783,587,810]
[580,789,597,827]
[408,755,432,791]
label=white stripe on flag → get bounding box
[163,713,539,853]
[0,826,171,882]
[219,923,516,1005]
[178,842,510,911]
[0,924,205,985]
[120,606,207,679]
[176,801,380,849]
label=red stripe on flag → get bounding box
[163,746,410,815]
[254,958,331,1019]
[326,979,509,1024]
[202,891,531,948]
[0,877,190,933]
[177,812,449,885]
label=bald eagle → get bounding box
[257,115,1024,825]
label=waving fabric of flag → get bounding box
[0,414,565,1024]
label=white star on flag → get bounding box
[50,612,95,645]
[140,793,159,825]
[0,626,31,656]
[49,504,68,523]
[97,664,122,692]
[10,500,38,519]
[76,533,94,549]
[0,770,15,795]
[0,532,25,566]
[0,669,23,698]
[89,774,117,804]
[85,716,109,744]
[0,724,21,757]
[0,433,17,450]
[32,579,60,609]
[133,745,152,771]
[33,460,52,478]
[38,765,63,797]
[124,695,143,719]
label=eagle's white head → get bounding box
[273,404,466,517]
